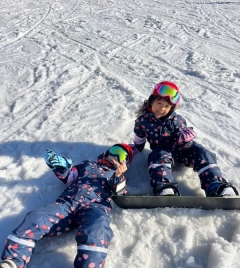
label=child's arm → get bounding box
[133,135,146,152]
[110,173,127,195]
[108,160,128,195]
[133,117,147,152]
[173,116,195,150]
[44,149,78,184]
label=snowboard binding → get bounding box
[153,182,181,196]
[206,182,239,197]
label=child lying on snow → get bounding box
[0,144,133,268]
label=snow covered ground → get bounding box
[1,0,240,267]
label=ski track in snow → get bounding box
[1,0,240,267]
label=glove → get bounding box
[178,127,195,144]
[128,144,139,155]
[44,149,73,170]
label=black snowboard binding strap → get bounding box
[214,182,239,197]
[153,182,181,196]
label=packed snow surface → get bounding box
[1,0,240,267]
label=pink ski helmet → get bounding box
[151,81,180,105]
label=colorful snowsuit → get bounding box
[1,155,125,268]
[134,109,227,196]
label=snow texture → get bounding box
[1,0,240,267]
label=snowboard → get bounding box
[112,195,240,210]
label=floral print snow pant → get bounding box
[1,200,113,268]
[148,141,226,196]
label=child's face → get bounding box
[151,98,172,118]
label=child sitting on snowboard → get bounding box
[131,81,239,197]
[0,144,133,268]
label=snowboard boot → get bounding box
[154,182,180,196]
[0,259,17,268]
[206,182,239,197]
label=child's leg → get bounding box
[74,206,113,268]
[147,149,180,195]
[1,202,73,268]
[180,141,238,196]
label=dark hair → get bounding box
[135,95,178,117]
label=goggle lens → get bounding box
[109,146,128,163]
[153,84,180,104]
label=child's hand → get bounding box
[178,127,195,144]
[44,149,73,170]
[112,159,128,177]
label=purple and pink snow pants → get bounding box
[148,141,226,196]
[1,200,113,268]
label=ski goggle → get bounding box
[109,146,129,163]
[152,84,180,105]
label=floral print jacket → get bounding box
[134,109,194,152]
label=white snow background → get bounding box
[1,0,240,267]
